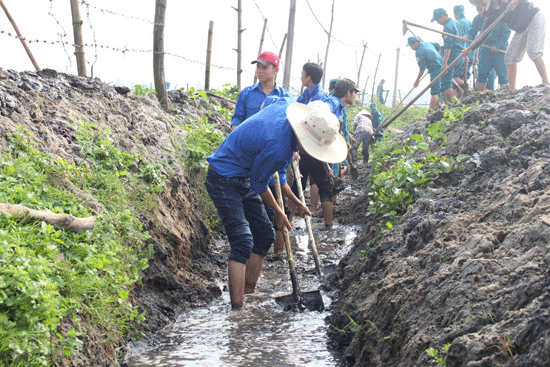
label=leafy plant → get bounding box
[180,116,224,171]
[0,125,154,365]
[132,83,155,97]
[426,343,451,366]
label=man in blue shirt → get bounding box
[470,4,497,90]
[231,51,293,131]
[206,98,347,308]
[325,79,357,179]
[297,62,327,104]
[454,5,474,87]
[476,17,511,91]
[432,8,466,102]
[376,79,388,105]
[407,36,443,109]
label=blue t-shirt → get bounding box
[231,82,293,127]
[296,84,328,104]
[208,98,297,194]
[416,42,444,73]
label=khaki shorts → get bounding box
[505,11,546,65]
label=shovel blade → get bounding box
[275,290,324,312]
[403,20,409,36]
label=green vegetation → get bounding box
[0,124,155,366]
[426,343,451,366]
[357,103,471,239]
[132,83,155,97]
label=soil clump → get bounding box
[330,85,550,367]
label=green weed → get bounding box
[426,343,451,366]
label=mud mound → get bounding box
[330,86,550,367]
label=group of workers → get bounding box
[206,51,383,308]
[204,0,549,309]
[407,0,548,110]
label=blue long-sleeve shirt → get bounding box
[483,22,511,51]
[324,95,349,141]
[416,42,444,73]
[442,18,465,57]
[231,82,293,127]
[457,16,475,61]
[469,14,485,40]
[296,83,328,104]
[208,98,297,194]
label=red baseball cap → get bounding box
[251,51,280,67]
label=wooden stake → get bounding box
[153,0,168,110]
[321,0,335,90]
[274,33,287,84]
[356,41,367,89]
[205,21,214,90]
[371,53,381,104]
[253,18,268,84]
[361,75,369,105]
[392,48,400,108]
[232,0,243,89]
[70,0,87,76]
[282,0,296,90]
[0,0,40,71]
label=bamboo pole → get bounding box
[375,7,514,136]
[282,0,296,90]
[321,0,335,90]
[0,0,40,71]
[357,41,367,89]
[253,18,268,84]
[392,48,400,108]
[205,21,214,90]
[362,75,369,105]
[232,0,243,88]
[371,54,381,104]
[70,0,87,76]
[274,33,287,84]
[153,0,168,110]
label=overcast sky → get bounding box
[1,0,548,106]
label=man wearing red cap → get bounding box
[231,52,293,131]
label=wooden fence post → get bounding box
[205,21,214,90]
[153,0,168,110]
[392,48,400,108]
[232,0,244,89]
[357,41,367,88]
[321,0,335,90]
[371,53,381,104]
[362,75,369,105]
[70,0,87,76]
[282,0,296,90]
[0,0,40,71]
[253,18,268,85]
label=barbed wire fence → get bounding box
[1,0,401,102]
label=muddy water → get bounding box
[127,216,359,367]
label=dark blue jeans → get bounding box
[205,169,275,264]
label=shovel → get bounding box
[291,160,323,277]
[272,171,324,312]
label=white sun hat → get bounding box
[359,109,374,119]
[286,103,348,164]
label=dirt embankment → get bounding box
[0,69,232,365]
[330,86,550,367]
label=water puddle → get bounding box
[127,214,359,366]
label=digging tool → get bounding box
[375,8,513,137]
[272,172,324,312]
[403,20,506,54]
[346,151,358,180]
[291,160,323,276]
[402,19,423,41]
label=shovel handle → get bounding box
[272,172,302,299]
[404,20,506,54]
[291,160,322,277]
